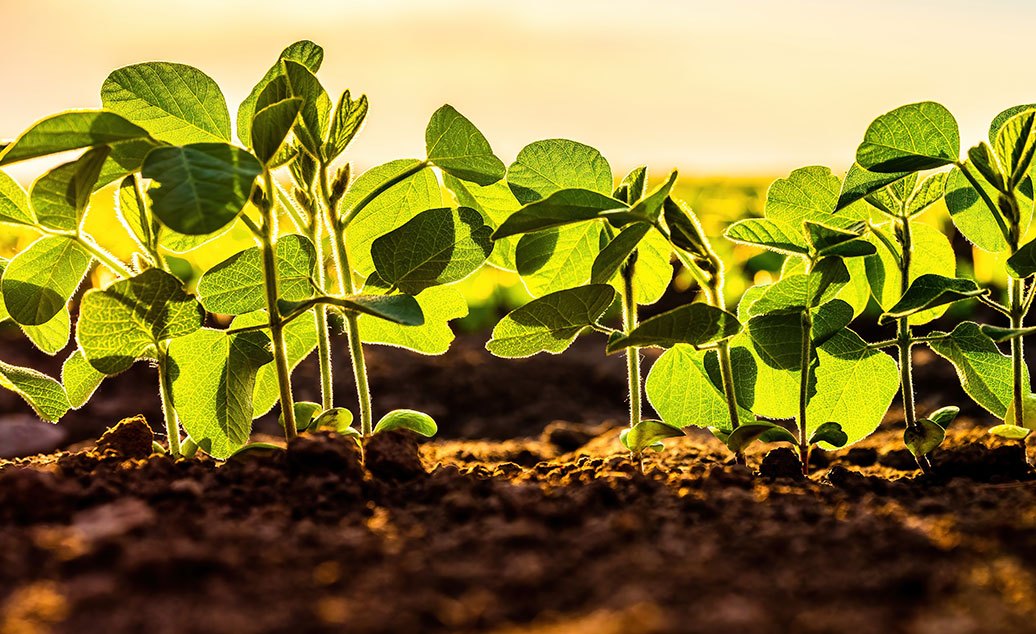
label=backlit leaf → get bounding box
[0,360,70,422]
[606,303,740,353]
[486,284,615,358]
[426,105,504,186]
[506,138,612,204]
[929,321,1023,417]
[2,236,92,326]
[0,111,151,166]
[856,101,960,173]
[197,233,317,315]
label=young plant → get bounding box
[708,166,900,473]
[485,139,741,459]
[840,102,1033,449]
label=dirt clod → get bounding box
[758,446,804,480]
[94,415,153,460]
[364,430,426,481]
[844,447,878,467]
[287,432,363,479]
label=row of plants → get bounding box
[0,41,1033,474]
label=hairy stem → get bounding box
[1010,276,1025,428]
[798,306,813,476]
[895,216,932,473]
[76,235,133,278]
[157,342,180,458]
[259,169,297,439]
[306,167,334,411]
[621,263,641,431]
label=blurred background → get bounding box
[1,0,1032,321]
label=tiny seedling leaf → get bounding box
[373,409,438,437]
[725,422,796,454]
[486,284,616,358]
[312,407,355,433]
[1004,394,1036,430]
[279,401,322,432]
[928,406,960,429]
[988,424,1031,440]
[621,420,684,455]
[904,418,946,457]
[808,421,848,448]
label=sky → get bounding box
[1,0,1034,181]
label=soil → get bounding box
[3,329,1036,633]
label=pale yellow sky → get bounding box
[2,0,1033,181]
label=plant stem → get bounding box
[621,263,641,431]
[258,168,297,439]
[157,342,180,458]
[894,216,932,474]
[318,162,374,435]
[798,306,813,476]
[306,167,334,411]
[1009,276,1025,428]
[75,234,134,278]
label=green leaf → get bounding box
[251,98,302,165]
[0,111,152,166]
[0,360,70,422]
[628,227,674,306]
[1004,394,1036,430]
[232,310,315,418]
[626,169,677,223]
[724,218,809,255]
[980,324,1036,343]
[324,90,368,162]
[856,101,960,173]
[29,145,110,232]
[197,233,317,315]
[61,349,105,409]
[486,284,616,358]
[77,268,203,375]
[836,162,912,211]
[766,166,863,229]
[373,409,438,437]
[442,173,522,271]
[279,401,322,432]
[620,420,683,454]
[993,108,1036,189]
[0,169,34,226]
[116,175,154,258]
[988,424,1030,440]
[2,236,92,326]
[323,294,424,325]
[747,258,849,315]
[810,299,854,347]
[371,207,493,294]
[101,62,232,144]
[805,222,873,258]
[618,166,647,203]
[808,421,848,448]
[20,307,71,355]
[904,418,946,457]
[493,188,627,239]
[312,407,355,433]
[646,345,753,432]
[928,322,1022,418]
[343,159,443,276]
[605,303,741,353]
[663,197,711,259]
[590,223,651,285]
[143,142,263,235]
[168,328,273,459]
[237,40,324,148]
[945,164,1010,253]
[725,421,797,454]
[425,105,504,186]
[929,406,960,429]
[905,172,948,216]
[515,222,603,297]
[359,284,467,355]
[865,221,956,325]
[274,60,332,157]
[95,138,163,190]
[1007,238,1036,278]
[506,138,612,204]
[878,275,984,324]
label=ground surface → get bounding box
[2,331,1036,634]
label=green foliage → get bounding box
[61,350,105,409]
[3,236,93,326]
[865,221,956,325]
[426,105,505,186]
[646,346,753,433]
[486,284,616,358]
[0,360,70,422]
[605,303,741,353]
[620,420,684,455]
[373,409,438,437]
[237,40,324,148]
[197,234,317,315]
[878,275,984,323]
[0,111,152,166]
[856,101,960,173]
[904,418,946,457]
[928,322,1022,418]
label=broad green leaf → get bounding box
[143,142,263,235]
[810,299,854,347]
[0,170,34,226]
[645,345,753,432]
[724,218,809,255]
[251,98,302,165]
[904,418,946,457]
[101,62,232,144]
[725,421,797,453]
[748,258,849,316]
[766,166,863,229]
[808,421,848,448]
[20,307,71,355]
[992,105,1036,142]
[515,222,602,297]
[590,223,651,285]
[61,349,105,409]
[856,101,960,173]
[0,111,151,166]
[905,172,948,216]
[197,233,316,315]
[324,90,368,161]
[306,294,423,326]
[374,409,438,437]
[425,105,504,186]
[506,138,612,204]
[626,169,677,223]
[343,159,442,275]
[630,228,674,306]
[929,321,1023,417]
[168,328,273,459]
[605,303,740,353]
[232,310,315,418]
[865,221,955,325]
[158,222,236,254]
[1007,238,1036,278]
[804,222,873,258]
[837,162,912,211]
[442,173,521,270]
[663,197,711,259]
[492,188,627,239]
[993,109,1036,189]
[988,424,1030,440]
[981,324,1036,343]
[945,164,1010,253]
[486,284,616,358]
[360,284,467,355]
[3,236,92,326]
[0,360,70,422]
[77,268,203,375]
[116,175,153,257]
[728,316,801,418]
[29,146,110,232]
[371,207,493,294]
[275,60,332,157]
[620,420,683,454]
[237,40,324,147]
[879,275,983,323]
[806,328,899,448]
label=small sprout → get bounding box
[279,401,323,432]
[227,442,286,461]
[904,419,946,459]
[808,422,849,449]
[620,420,684,456]
[988,424,1032,440]
[312,407,355,434]
[929,406,960,429]
[1003,393,1036,430]
[372,409,437,437]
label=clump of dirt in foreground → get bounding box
[2,420,1036,634]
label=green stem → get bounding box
[157,342,180,458]
[621,263,641,431]
[339,160,430,228]
[895,216,932,474]
[346,313,374,435]
[1010,276,1025,428]
[307,169,333,411]
[75,235,133,278]
[798,306,813,476]
[259,168,297,439]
